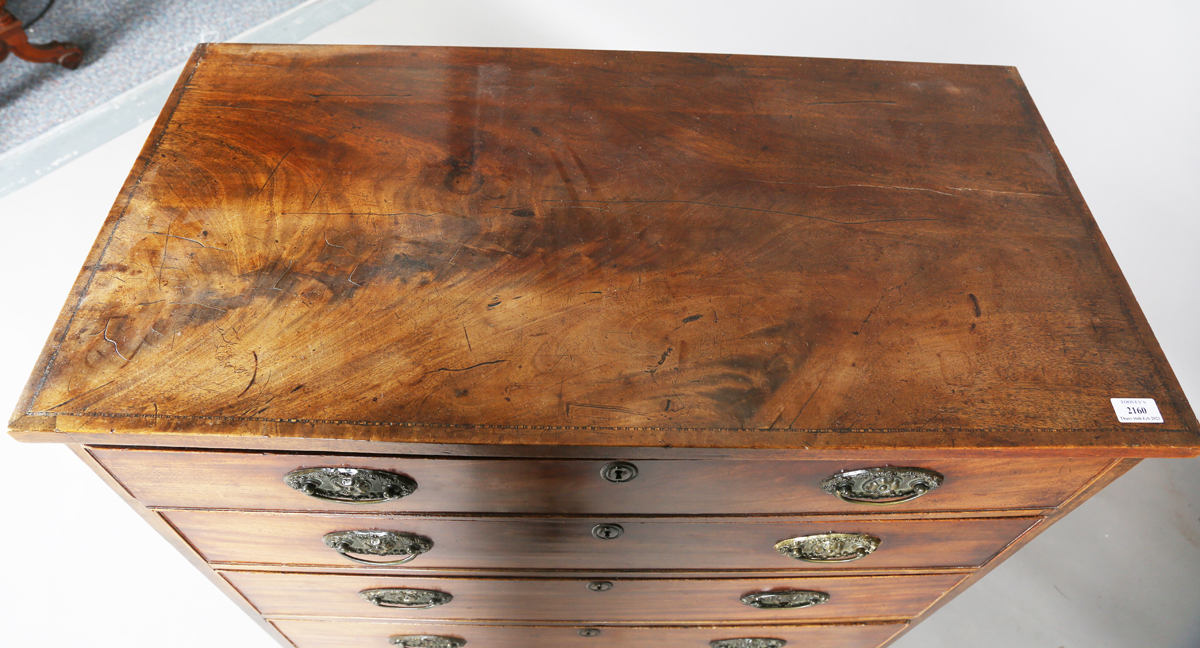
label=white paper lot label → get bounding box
[1110,398,1164,423]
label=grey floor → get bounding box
[1,2,1197,647]
[0,0,308,152]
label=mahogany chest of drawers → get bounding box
[9,44,1199,648]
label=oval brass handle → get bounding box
[741,589,829,609]
[284,467,417,504]
[360,588,452,609]
[323,530,433,566]
[710,638,787,648]
[820,467,944,506]
[775,532,881,563]
[388,635,466,648]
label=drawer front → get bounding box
[272,619,906,648]
[228,571,963,622]
[171,510,1035,571]
[94,447,1107,514]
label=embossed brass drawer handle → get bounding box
[323,530,433,566]
[820,467,943,506]
[389,635,466,648]
[284,467,417,504]
[740,589,830,609]
[360,588,452,608]
[710,638,787,648]
[775,532,881,563]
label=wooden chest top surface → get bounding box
[10,44,1198,454]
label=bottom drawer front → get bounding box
[228,572,964,623]
[272,619,906,648]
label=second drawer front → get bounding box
[169,510,1037,571]
[228,571,965,622]
[93,447,1108,515]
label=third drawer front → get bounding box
[227,571,965,623]
[168,510,1038,571]
[272,619,907,648]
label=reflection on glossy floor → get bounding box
[1,2,1196,647]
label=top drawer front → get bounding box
[91,448,1107,515]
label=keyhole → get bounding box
[587,581,614,592]
[601,461,638,483]
[579,628,601,637]
[591,523,624,540]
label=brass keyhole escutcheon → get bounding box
[591,523,624,540]
[587,581,614,592]
[601,461,638,483]
[579,628,602,637]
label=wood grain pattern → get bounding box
[10,45,1198,455]
[170,510,1034,572]
[271,619,906,648]
[224,571,963,623]
[94,447,1109,514]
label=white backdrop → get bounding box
[2,1,1197,647]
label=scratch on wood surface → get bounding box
[540,198,945,225]
[462,325,473,352]
[102,318,128,361]
[155,219,179,280]
[752,179,955,197]
[307,93,415,98]
[237,351,259,398]
[282,211,452,218]
[646,347,674,375]
[46,380,115,411]
[168,301,228,312]
[140,231,226,250]
[270,260,293,291]
[424,359,507,375]
[789,356,840,429]
[257,147,294,196]
[853,291,889,335]
[567,402,639,417]
[945,186,1062,197]
[308,174,330,209]
[806,100,897,106]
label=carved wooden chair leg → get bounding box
[0,0,83,69]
